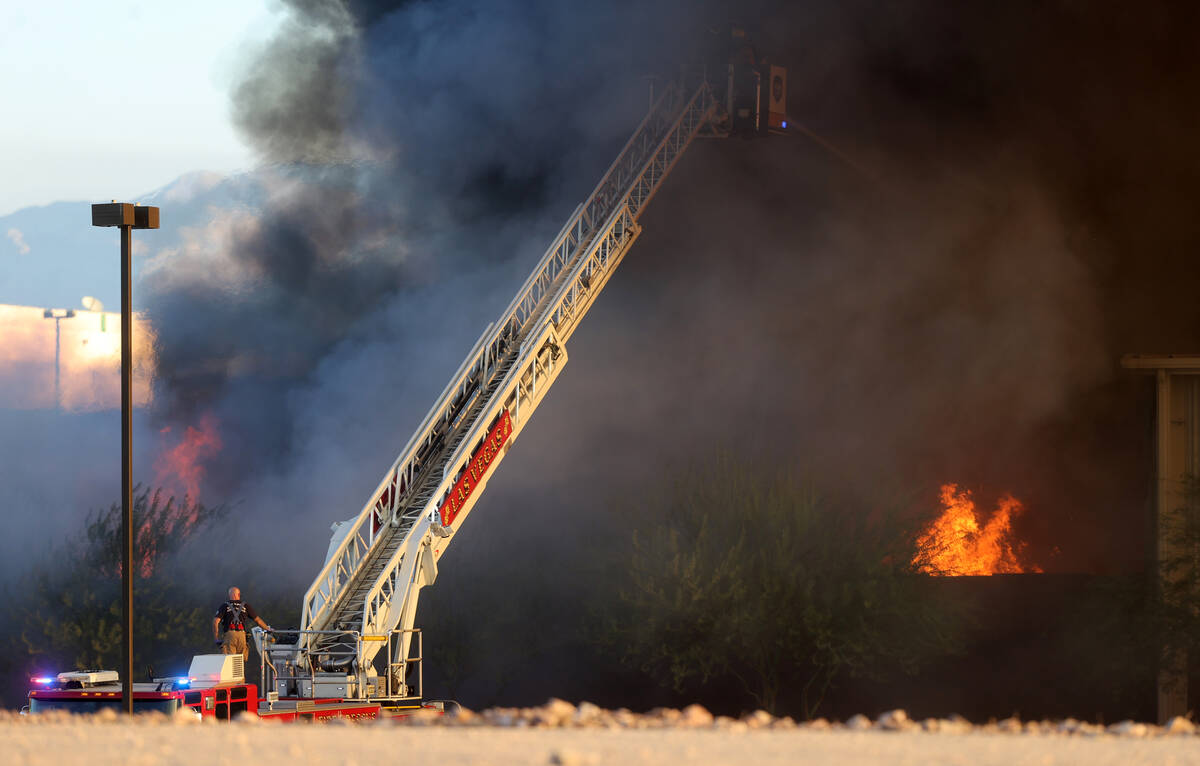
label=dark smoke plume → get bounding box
[128,0,1200,591]
[1,0,1195,718]
[138,0,710,572]
[2,0,1188,651]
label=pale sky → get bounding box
[0,1,282,217]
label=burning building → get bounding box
[1121,355,1200,724]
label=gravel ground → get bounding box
[4,703,1199,766]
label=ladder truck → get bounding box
[257,71,727,714]
[263,34,789,715]
[26,31,788,720]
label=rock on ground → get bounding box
[3,705,1198,766]
[1,716,1199,766]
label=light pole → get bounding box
[41,308,76,410]
[91,202,159,715]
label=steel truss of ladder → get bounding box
[289,76,719,694]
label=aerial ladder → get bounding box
[258,41,787,703]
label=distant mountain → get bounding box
[0,170,267,311]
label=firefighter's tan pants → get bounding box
[221,629,249,661]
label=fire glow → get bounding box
[154,413,222,510]
[121,414,225,577]
[914,483,1042,576]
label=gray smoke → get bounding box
[3,0,1198,717]
[12,0,1194,598]
[136,0,711,580]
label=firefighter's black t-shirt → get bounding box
[215,600,259,632]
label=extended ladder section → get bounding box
[292,77,719,694]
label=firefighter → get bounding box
[212,587,270,661]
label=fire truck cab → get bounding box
[27,655,257,720]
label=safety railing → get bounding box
[386,629,423,700]
[255,628,423,702]
[257,628,352,699]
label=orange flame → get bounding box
[914,484,1042,576]
[154,412,222,512]
[133,414,222,577]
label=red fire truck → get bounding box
[25,655,432,721]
